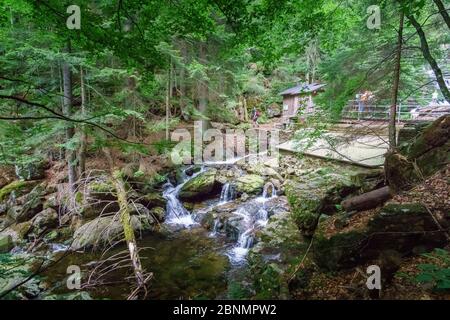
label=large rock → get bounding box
[179,169,218,200]
[248,208,308,299]
[234,174,265,195]
[266,103,281,118]
[285,168,374,236]
[0,234,13,253]
[7,184,45,223]
[0,180,38,203]
[15,159,48,181]
[0,165,15,190]
[385,115,450,191]
[72,205,158,251]
[137,192,167,209]
[0,221,32,243]
[32,208,59,234]
[313,202,450,271]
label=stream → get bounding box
[42,163,280,299]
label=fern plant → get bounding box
[415,248,450,290]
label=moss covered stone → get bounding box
[234,174,265,195]
[0,180,36,203]
[179,169,218,200]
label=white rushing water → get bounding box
[163,164,278,265]
[162,166,204,227]
[228,183,277,264]
[219,182,236,203]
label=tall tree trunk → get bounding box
[197,42,209,132]
[165,61,171,140]
[179,41,187,120]
[62,41,78,193]
[389,12,404,148]
[406,13,450,102]
[78,66,87,178]
[433,0,450,30]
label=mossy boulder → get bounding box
[286,168,379,236]
[138,192,167,210]
[72,205,158,251]
[179,169,218,200]
[0,235,14,253]
[32,208,58,234]
[7,184,45,223]
[1,221,32,243]
[313,202,449,271]
[15,159,48,181]
[248,208,308,299]
[0,180,38,203]
[234,174,265,195]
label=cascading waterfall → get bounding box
[162,166,204,227]
[262,182,276,199]
[229,183,278,264]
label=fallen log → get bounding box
[103,148,147,293]
[341,186,392,212]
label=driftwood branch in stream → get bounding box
[341,186,392,212]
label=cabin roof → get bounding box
[280,83,326,96]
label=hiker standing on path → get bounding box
[251,107,260,127]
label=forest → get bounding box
[0,0,449,301]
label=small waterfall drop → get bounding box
[162,166,204,227]
[219,183,235,203]
[228,182,278,263]
[262,182,276,199]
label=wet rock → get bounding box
[248,205,308,299]
[179,169,218,200]
[150,206,165,222]
[138,192,167,210]
[235,174,265,195]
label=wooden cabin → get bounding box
[280,83,326,122]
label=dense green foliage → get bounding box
[0,0,449,166]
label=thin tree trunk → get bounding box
[197,42,209,132]
[389,12,404,148]
[78,66,87,178]
[165,61,171,140]
[243,96,248,122]
[179,41,187,120]
[62,40,78,193]
[406,13,450,102]
[433,0,450,30]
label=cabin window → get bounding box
[283,104,289,111]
